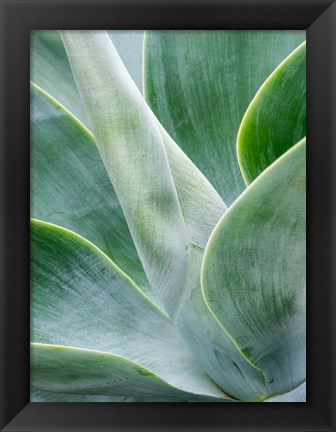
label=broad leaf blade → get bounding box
[31,31,230,391]
[107,30,144,91]
[161,129,266,401]
[144,30,305,205]
[31,30,86,124]
[31,219,224,399]
[61,31,268,400]
[237,42,306,184]
[31,343,224,401]
[264,382,306,402]
[61,31,187,314]
[202,139,306,397]
[30,82,153,302]
[31,30,144,126]
[31,388,135,402]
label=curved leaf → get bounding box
[264,382,306,402]
[32,29,306,403]
[144,30,305,204]
[202,139,306,397]
[32,72,249,398]
[31,219,224,399]
[161,129,266,401]
[107,31,144,91]
[237,42,306,184]
[61,31,187,314]
[31,343,223,401]
[31,30,87,124]
[31,388,135,402]
[31,30,144,126]
[61,31,267,400]
[30,82,153,302]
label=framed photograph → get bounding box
[1,0,335,430]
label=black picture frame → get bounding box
[1,0,335,430]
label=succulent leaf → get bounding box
[30,30,306,402]
[31,343,225,401]
[160,129,266,400]
[30,82,153,302]
[31,30,86,124]
[202,139,306,397]
[31,30,143,126]
[264,382,306,402]
[61,31,269,401]
[61,31,188,314]
[143,30,305,205]
[31,219,224,399]
[237,42,306,184]
[31,388,136,402]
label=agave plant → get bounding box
[30,30,306,402]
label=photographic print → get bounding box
[30,30,306,402]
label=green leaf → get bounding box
[61,30,188,314]
[237,42,306,184]
[31,388,135,402]
[143,30,305,205]
[61,31,268,401]
[202,139,306,397]
[31,31,87,125]
[31,343,224,401]
[264,382,306,402]
[31,30,144,126]
[30,82,153,303]
[60,32,270,399]
[31,219,224,399]
[107,31,144,91]
[161,129,266,402]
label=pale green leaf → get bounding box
[31,30,86,124]
[30,82,153,302]
[61,31,267,401]
[264,382,306,402]
[144,30,305,204]
[107,30,144,90]
[31,343,224,401]
[31,219,224,399]
[61,30,187,314]
[31,28,306,403]
[59,32,265,400]
[31,388,135,402]
[202,139,306,397]
[237,42,306,184]
[161,129,266,401]
[31,30,144,126]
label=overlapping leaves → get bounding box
[30,30,306,402]
[144,30,305,204]
[202,139,306,397]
